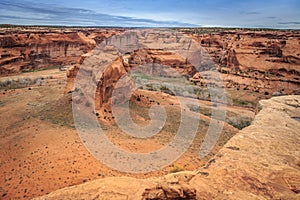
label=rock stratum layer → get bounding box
[0,27,124,75]
[35,95,300,200]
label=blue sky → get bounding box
[0,0,299,28]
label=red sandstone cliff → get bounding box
[0,28,124,75]
[189,30,300,96]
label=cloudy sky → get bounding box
[0,0,299,28]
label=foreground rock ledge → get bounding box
[35,95,300,200]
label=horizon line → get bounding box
[1,24,300,30]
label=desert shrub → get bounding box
[232,98,254,107]
[36,77,43,86]
[0,78,34,89]
[226,117,252,130]
[0,79,10,87]
[212,102,218,107]
[160,85,169,91]
[85,101,91,107]
[169,165,185,173]
[188,104,200,113]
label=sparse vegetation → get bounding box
[226,117,252,130]
[232,98,255,108]
[0,77,34,89]
[169,165,185,173]
[0,75,56,89]
[22,65,61,73]
[188,103,253,130]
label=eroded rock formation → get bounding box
[0,27,124,75]
[189,30,300,96]
[66,47,198,118]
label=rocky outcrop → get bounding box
[34,95,300,199]
[189,30,300,96]
[190,95,300,199]
[125,49,197,76]
[0,28,124,75]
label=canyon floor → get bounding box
[0,67,256,199]
[35,95,300,200]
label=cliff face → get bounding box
[35,95,300,200]
[189,30,300,96]
[0,28,124,75]
[98,49,196,107]
[193,31,300,70]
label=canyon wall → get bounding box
[189,30,300,96]
[0,28,124,75]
